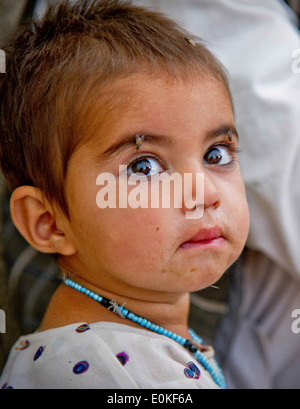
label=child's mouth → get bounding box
[179,227,225,250]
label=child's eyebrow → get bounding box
[99,125,239,158]
[100,133,174,158]
[207,125,239,142]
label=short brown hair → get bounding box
[0,0,231,217]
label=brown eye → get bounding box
[127,157,164,177]
[204,146,232,166]
[131,159,152,175]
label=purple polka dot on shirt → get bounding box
[33,346,45,361]
[116,352,129,366]
[73,361,89,375]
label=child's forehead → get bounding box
[81,73,228,125]
[87,71,231,117]
[76,73,234,157]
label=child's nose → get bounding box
[180,166,220,217]
[203,172,221,211]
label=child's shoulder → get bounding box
[0,322,138,389]
[0,322,219,389]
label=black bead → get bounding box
[101,298,111,308]
[184,340,193,349]
[189,344,198,354]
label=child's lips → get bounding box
[179,227,225,250]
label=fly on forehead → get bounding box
[135,134,145,151]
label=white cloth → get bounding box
[136,0,300,281]
[215,249,300,389]
[0,322,220,389]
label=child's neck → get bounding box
[39,276,191,340]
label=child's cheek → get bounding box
[112,209,170,260]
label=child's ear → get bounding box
[10,186,77,256]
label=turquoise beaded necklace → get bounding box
[64,278,227,389]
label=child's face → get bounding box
[63,75,250,296]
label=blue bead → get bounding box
[121,309,128,317]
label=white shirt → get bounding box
[0,322,220,389]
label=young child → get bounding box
[0,0,249,389]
